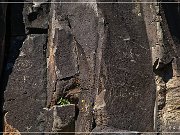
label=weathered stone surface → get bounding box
[61,1,99,132]
[151,1,180,133]
[2,0,180,134]
[45,105,75,134]
[47,0,98,82]
[142,1,180,133]
[54,29,79,80]
[93,1,156,132]
[142,0,173,67]
[48,0,157,133]
[47,1,99,133]
[23,0,50,33]
[3,34,47,132]
[161,77,180,133]
[142,1,165,132]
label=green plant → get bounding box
[57,97,70,105]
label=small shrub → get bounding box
[57,97,70,106]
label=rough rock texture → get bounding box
[3,34,47,132]
[163,77,180,133]
[142,1,166,131]
[1,0,180,134]
[93,0,156,132]
[159,1,180,133]
[143,0,180,133]
[46,0,99,133]
[45,105,75,134]
[2,1,78,133]
[23,0,50,33]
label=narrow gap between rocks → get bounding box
[28,12,38,22]
[57,76,80,120]
[0,2,26,132]
[154,2,180,132]
[154,0,180,83]
[161,1,180,42]
[153,58,174,83]
[27,27,48,34]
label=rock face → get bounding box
[143,0,180,133]
[1,0,180,134]
[46,0,99,132]
[3,34,47,132]
[94,1,155,132]
[23,0,49,33]
[2,1,49,133]
[158,1,180,133]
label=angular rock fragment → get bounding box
[45,105,75,134]
[47,1,99,133]
[54,29,79,80]
[3,34,47,132]
[23,0,50,33]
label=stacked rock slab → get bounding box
[46,0,100,133]
[3,0,159,134]
[3,1,76,133]
[142,0,167,132]
[48,0,156,133]
[93,0,156,132]
[143,0,180,133]
[3,34,47,132]
[3,1,49,133]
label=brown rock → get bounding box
[3,34,47,132]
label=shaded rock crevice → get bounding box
[157,1,180,132]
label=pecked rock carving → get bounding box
[1,0,180,134]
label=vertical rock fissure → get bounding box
[91,4,106,131]
[145,0,180,133]
[46,1,82,133]
[142,1,176,132]
[157,1,180,133]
